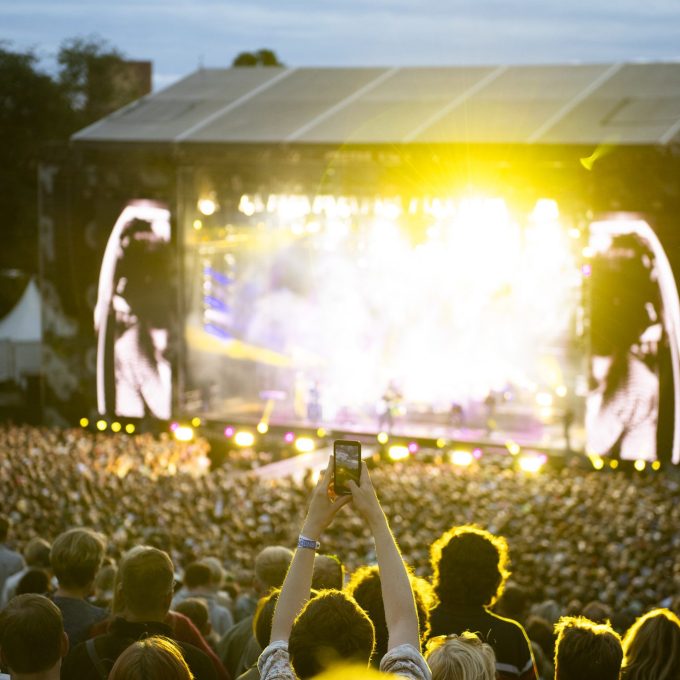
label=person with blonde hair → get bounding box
[425,632,495,680]
[621,608,680,680]
[108,636,194,680]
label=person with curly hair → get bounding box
[621,608,680,680]
[428,525,536,680]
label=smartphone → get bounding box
[333,440,362,495]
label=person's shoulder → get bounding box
[178,640,218,680]
[380,644,432,680]
[488,610,528,633]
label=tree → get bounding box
[232,49,284,67]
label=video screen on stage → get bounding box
[183,193,589,450]
[95,200,173,420]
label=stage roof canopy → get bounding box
[73,63,680,147]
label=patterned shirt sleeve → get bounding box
[257,641,297,680]
[380,644,432,680]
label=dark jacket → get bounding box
[61,616,217,680]
[429,603,538,680]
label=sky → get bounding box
[2,0,680,90]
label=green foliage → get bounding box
[232,49,284,67]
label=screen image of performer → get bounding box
[94,201,172,420]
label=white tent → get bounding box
[0,279,42,382]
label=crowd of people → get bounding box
[0,423,679,679]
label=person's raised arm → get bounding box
[348,465,419,651]
[269,461,351,644]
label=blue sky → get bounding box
[2,0,680,89]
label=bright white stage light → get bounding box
[450,450,473,467]
[198,197,217,216]
[174,426,194,442]
[518,454,546,473]
[234,431,255,447]
[388,445,409,461]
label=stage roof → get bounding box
[73,63,680,147]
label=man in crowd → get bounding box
[428,525,537,680]
[0,537,51,608]
[61,545,217,680]
[258,461,431,679]
[0,594,69,680]
[218,545,293,678]
[50,527,108,647]
[0,515,23,597]
[553,616,622,680]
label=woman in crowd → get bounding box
[108,636,194,680]
[425,632,495,680]
[621,608,680,680]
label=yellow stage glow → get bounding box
[555,385,568,398]
[609,459,619,469]
[436,438,446,448]
[111,422,122,433]
[536,392,553,407]
[193,219,203,230]
[450,450,473,467]
[234,431,255,447]
[518,454,544,473]
[96,420,107,431]
[197,197,217,216]
[316,427,327,438]
[634,459,646,472]
[125,424,135,434]
[652,461,661,471]
[388,445,409,461]
[257,422,269,434]
[191,417,202,427]
[174,426,194,442]
[532,199,559,222]
[377,432,389,444]
[568,227,581,240]
[506,441,520,456]
[79,418,89,428]
[590,455,604,470]
[582,246,595,258]
[295,437,315,453]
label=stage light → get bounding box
[634,459,646,472]
[257,422,269,434]
[295,437,315,453]
[555,385,568,398]
[79,418,89,428]
[193,219,203,231]
[197,197,217,216]
[450,450,473,467]
[535,392,553,407]
[174,426,194,442]
[170,422,179,432]
[377,432,389,445]
[518,454,545,473]
[590,455,604,470]
[472,448,483,460]
[609,459,619,469]
[388,445,409,461]
[125,424,135,434]
[96,420,107,431]
[316,428,327,438]
[191,417,202,427]
[582,246,594,258]
[234,431,255,447]
[568,227,581,239]
[284,432,295,444]
[532,199,559,222]
[652,461,661,471]
[224,426,234,437]
[111,422,122,433]
[436,438,446,448]
[408,442,419,453]
[506,440,520,456]
[581,263,592,277]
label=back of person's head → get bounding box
[108,636,194,680]
[254,546,294,591]
[289,590,375,679]
[583,600,614,625]
[174,598,211,636]
[425,632,496,680]
[94,563,117,605]
[347,564,432,663]
[24,537,51,568]
[50,527,106,589]
[0,594,67,676]
[431,525,510,608]
[622,608,680,680]
[117,546,174,619]
[312,554,344,591]
[554,616,622,680]
[253,589,280,649]
[183,562,213,590]
[525,615,556,661]
[16,568,51,597]
[0,514,10,543]
[199,556,226,589]
[495,583,529,622]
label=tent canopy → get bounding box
[73,63,680,147]
[0,279,42,343]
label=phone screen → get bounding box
[333,440,361,494]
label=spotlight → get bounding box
[316,428,327,438]
[472,448,483,460]
[408,442,419,454]
[535,392,553,407]
[197,197,217,216]
[436,438,446,448]
[257,422,269,434]
[96,420,107,431]
[652,461,661,471]
[174,426,194,442]
[79,418,89,428]
[634,459,646,472]
[377,432,389,445]
[191,417,202,427]
[234,431,255,447]
[284,432,295,444]
[506,441,520,456]
[450,450,473,467]
[170,422,179,432]
[590,455,604,470]
[125,424,135,434]
[609,459,619,469]
[555,385,568,398]
[518,454,545,473]
[111,422,122,433]
[224,426,234,437]
[388,445,409,461]
[295,437,315,453]
[193,219,203,230]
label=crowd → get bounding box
[0,423,679,679]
